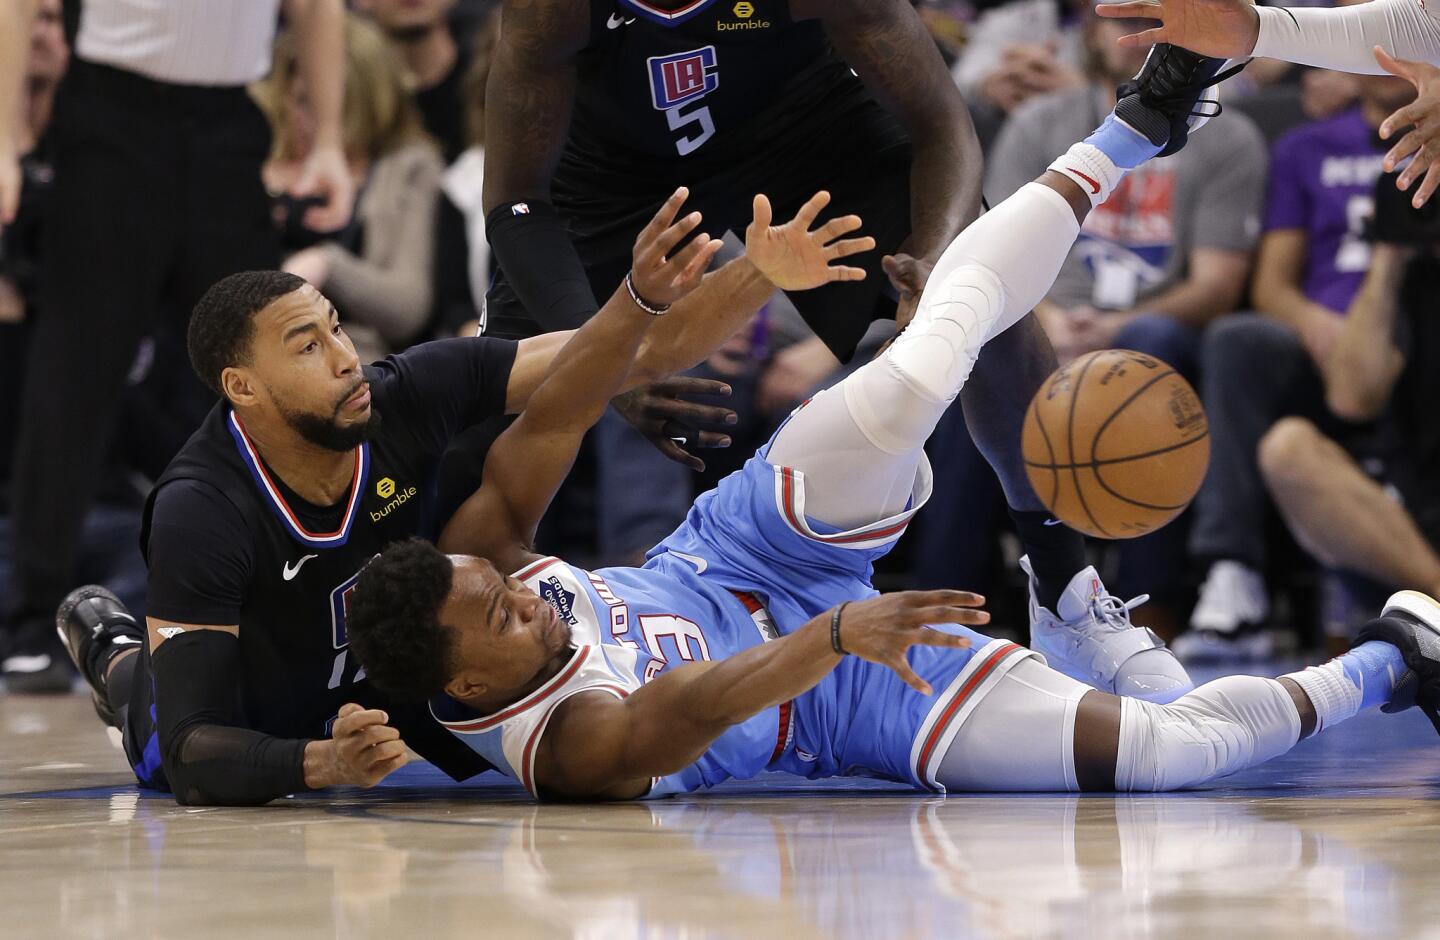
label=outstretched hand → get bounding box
[1376,47,1440,209]
[833,591,988,695]
[745,191,876,291]
[631,187,725,308]
[611,376,736,472]
[1093,0,1261,56]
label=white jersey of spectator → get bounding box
[75,0,281,86]
[1253,0,1440,74]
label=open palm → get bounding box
[744,191,875,291]
[1094,0,1261,56]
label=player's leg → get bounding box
[768,79,1166,527]
[935,592,1439,792]
[1259,417,1440,598]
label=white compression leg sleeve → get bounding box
[1115,676,1303,791]
[767,182,1082,528]
[1254,0,1440,75]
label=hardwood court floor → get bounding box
[3,675,1438,940]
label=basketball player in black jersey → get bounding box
[54,188,874,805]
[475,0,1196,700]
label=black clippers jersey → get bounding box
[140,343,514,780]
[563,0,862,167]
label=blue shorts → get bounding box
[650,424,1034,789]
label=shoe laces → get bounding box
[1089,590,1151,633]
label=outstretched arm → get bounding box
[535,591,989,800]
[440,190,720,570]
[808,0,984,326]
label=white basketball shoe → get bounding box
[1022,556,1195,704]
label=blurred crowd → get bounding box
[2,0,1439,690]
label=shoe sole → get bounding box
[1384,590,1440,633]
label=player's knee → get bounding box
[1116,676,1300,792]
[885,264,1005,403]
[1258,417,1325,490]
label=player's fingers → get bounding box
[362,724,402,746]
[824,236,877,262]
[335,707,388,735]
[362,752,410,786]
[794,190,832,228]
[817,214,864,243]
[650,376,734,399]
[337,702,365,720]
[364,739,409,765]
[652,212,704,261]
[1384,128,1423,170]
[825,265,869,282]
[915,630,973,650]
[1374,46,1416,84]
[1380,101,1423,141]
[674,234,722,287]
[692,430,733,449]
[1398,147,1430,188]
[888,657,934,696]
[649,398,737,428]
[642,187,690,242]
[751,193,773,231]
[1413,160,1440,207]
[914,606,991,627]
[910,589,988,608]
[653,437,706,472]
[1094,1,1159,19]
[1116,26,1167,48]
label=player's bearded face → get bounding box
[278,378,383,452]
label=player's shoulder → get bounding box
[496,0,591,56]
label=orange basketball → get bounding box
[1022,349,1210,539]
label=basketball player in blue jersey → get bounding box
[473,0,1197,704]
[349,46,1440,800]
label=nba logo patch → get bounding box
[510,202,530,216]
[647,46,719,110]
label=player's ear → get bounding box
[444,672,487,702]
[222,366,259,408]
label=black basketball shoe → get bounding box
[1354,590,1440,735]
[1114,45,1246,157]
[55,586,143,726]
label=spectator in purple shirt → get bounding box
[1173,71,1415,663]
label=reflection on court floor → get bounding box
[3,681,1437,939]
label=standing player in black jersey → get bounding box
[475,0,1196,701]
[53,189,874,805]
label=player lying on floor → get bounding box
[346,44,1440,800]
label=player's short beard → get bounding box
[281,386,383,452]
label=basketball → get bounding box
[1022,349,1210,539]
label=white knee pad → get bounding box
[1116,676,1303,791]
[883,263,1004,404]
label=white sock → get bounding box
[1280,661,1361,732]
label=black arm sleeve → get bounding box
[485,200,599,332]
[152,631,310,806]
[368,336,519,458]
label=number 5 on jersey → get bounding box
[648,47,719,156]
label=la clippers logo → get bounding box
[539,577,579,625]
[329,568,366,649]
[647,46,719,111]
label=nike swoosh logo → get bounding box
[283,554,319,580]
[1067,167,1101,195]
[1042,518,1064,526]
[111,636,142,646]
[669,551,708,574]
[607,13,634,28]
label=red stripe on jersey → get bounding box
[230,410,364,542]
[621,0,716,20]
[521,683,631,797]
[915,642,1023,782]
[779,467,912,545]
[769,700,793,764]
[440,646,591,733]
[514,555,561,582]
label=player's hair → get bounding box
[347,538,458,702]
[187,270,306,398]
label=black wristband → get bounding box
[624,271,671,316]
[830,602,851,656]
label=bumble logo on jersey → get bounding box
[369,477,418,522]
[719,0,769,30]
